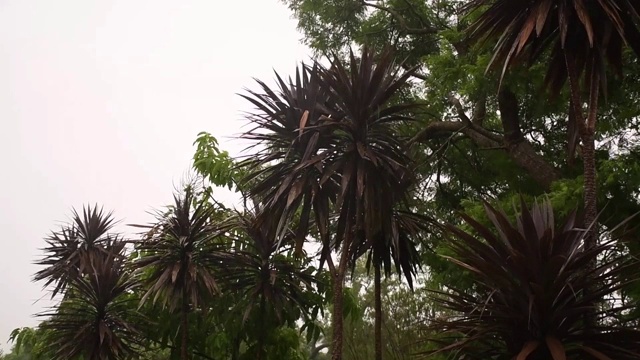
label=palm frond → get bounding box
[464,0,640,88]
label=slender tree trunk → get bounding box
[181,289,189,360]
[582,131,598,251]
[231,334,241,360]
[331,237,351,360]
[581,60,601,331]
[581,130,598,332]
[257,297,266,360]
[564,52,601,331]
[331,271,345,360]
[374,265,383,360]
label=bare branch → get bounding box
[448,94,502,141]
[409,119,559,189]
[402,64,427,80]
[447,93,471,124]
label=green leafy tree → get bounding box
[192,131,237,191]
[3,326,55,360]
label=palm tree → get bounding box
[38,244,145,360]
[132,187,226,360]
[240,46,420,360]
[349,209,428,360]
[462,0,640,288]
[423,199,640,359]
[34,205,121,298]
[217,204,319,359]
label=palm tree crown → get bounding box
[34,205,122,298]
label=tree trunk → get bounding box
[582,131,598,250]
[577,55,600,332]
[256,297,266,360]
[374,265,383,360]
[181,289,189,360]
[231,336,240,360]
[331,272,344,360]
[330,233,352,360]
[581,130,598,331]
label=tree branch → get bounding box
[310,343,330,360]
[402,64,428,80]
[410,118,559,189]
[447,94,502,141]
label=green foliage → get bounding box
[192,131,236,190]
[4,327,53,360]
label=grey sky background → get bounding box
[0,0,310,351]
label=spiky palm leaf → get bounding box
[424,200,640,359]
[39,245,144,360]
[240,45,419,266]
[34,205,121,298]
[317,47,420,259]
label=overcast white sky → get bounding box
[0,0,310,351]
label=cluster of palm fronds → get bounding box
[33,187,324,360]
[422,200,640,359]
[33,207,144,360]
